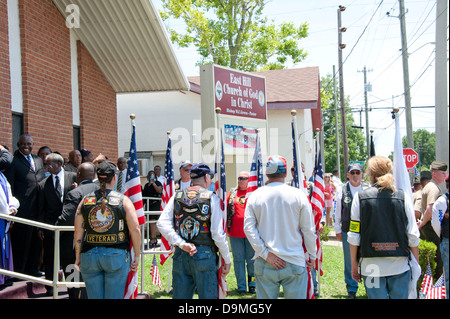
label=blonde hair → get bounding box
[368,156,396,193]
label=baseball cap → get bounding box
[238,171,250,178]
[431,161,448,171]
[266,156,287,174]
[180,160,193,169]
[97,160,118,179]
[347,163,362,173]
[190,163,215,179]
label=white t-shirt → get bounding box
[244,182,316,267]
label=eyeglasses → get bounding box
[350,171,361,175]
[238,177,249,181]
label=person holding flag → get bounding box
[244,155,316,299]
[157,163,231,299]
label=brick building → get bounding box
[1,0,188,161]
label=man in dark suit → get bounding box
[4,134,45,277]
[56,162,98,299]
[38,153,76,295]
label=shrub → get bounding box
[417,240,437,293]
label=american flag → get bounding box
[123,122,145,299]
[291,122,308,194]
[426,274,446,299]
[291,121,314,299]
[419,263,434,298]
[246,133,263,198]
[160,137,174,265]
[215,128,228,299]
[310,142,324,276]
[150,255,162,289]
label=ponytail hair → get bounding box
[367,156,396,193]
[98,175,114,214]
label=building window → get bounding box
[73,126,80,150]
[12,112,23,152]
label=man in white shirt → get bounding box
[244,155,316,299]
[157,163,231,299]
[175,160,192,190]
[334,163,368,298]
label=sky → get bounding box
[152,0,447,158]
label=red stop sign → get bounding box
[403,148,418,168]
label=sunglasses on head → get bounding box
[350,170,361,175]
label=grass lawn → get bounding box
[137,243,367,299]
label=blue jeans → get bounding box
[229,236,255,291]
[362,269,410,299]
[342,231,359,293]
[80,247,130,299]
[254,257,308,299]
[441,237,449,299]
[172,246,218,299]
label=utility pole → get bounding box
[398,0,414,149]
[435,0,448,167]
[333,65,341,177]
[337,5,349,172]
[358,66,372,158]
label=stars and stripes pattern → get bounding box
[291,121,314,299]
[123,122,145,299]
[160,137,174,265]
[311,144,324,277]
[150,255,162,290]
[246,133,263,198]
[427,274,446,299]
[419,263,434,298]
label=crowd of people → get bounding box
[1,133,449,300]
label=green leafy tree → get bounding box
[320,74,367,178]
[159,0,309,71]
[402,129,435,171]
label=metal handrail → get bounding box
[0,214,85,299]
[0,196,174,299]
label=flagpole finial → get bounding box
[215,107,221,114]
[291,109,297,116]
[167,131,171,136]
[370,129,374,134]
[130,114,136,120]
[391,106,399,119]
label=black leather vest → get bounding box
[80,189,129,251]
[341,182,369,232]
[358,187,409,258]
[173,186,215,247]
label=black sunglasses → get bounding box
[350,171,361,175]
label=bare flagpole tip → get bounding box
[215,107,222,114]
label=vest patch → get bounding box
[349,220,360,233]
[86,234,117,244]
[108,197,120,206]
[84,197,96,205]
[371,242,399,251]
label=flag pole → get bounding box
[165,130,173,294]
[130,113,144,297]
[291,110,306,194]
[315,127,322,298]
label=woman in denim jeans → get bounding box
[74,161,141,299]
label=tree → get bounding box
[320,74,367,178]
[402,129,435,171]
[159,0,309,71]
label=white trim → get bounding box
[7,0,23,113]
[70,30,80,126]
